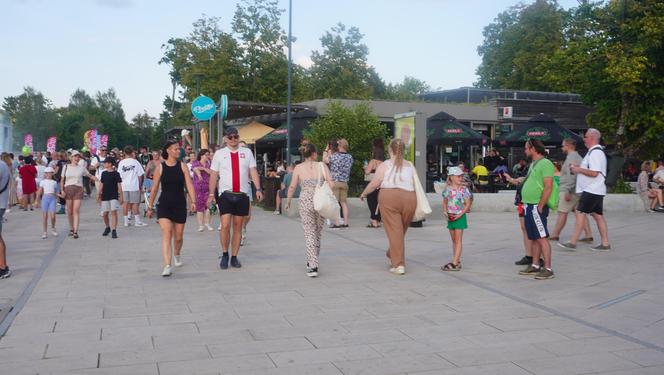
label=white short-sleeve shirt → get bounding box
[210,147,256,196]
[117,158,145,192]
[576,145,607,196]
[40,179,58,195]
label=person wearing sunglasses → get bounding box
[208,127,263,269]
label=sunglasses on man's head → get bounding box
[227,134,239,140]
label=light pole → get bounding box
[193,73,204,151]
[286,0,293,164]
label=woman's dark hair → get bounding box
[197,149,209,161]
[372,138,385,161]
[327,138,338,153]
[302,143,317,159]
[161,140,179,160]
[527,138,546,155]
[24,156,33,165]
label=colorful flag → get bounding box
[46,137,57,153]
[100,134,109,147]
[88,129,98,154]
[24,134,33,153]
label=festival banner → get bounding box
[24,134,34,153]
[394,112,416,163]
[100,134,109,147]
[83,130,92,150]
[95,134,101,152]
[46,137,57,153]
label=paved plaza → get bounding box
[1,201,663,375]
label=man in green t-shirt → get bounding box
[518,139,555,280]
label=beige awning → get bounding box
[237,121,275,144]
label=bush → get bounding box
[610,176,633,194]
[304,101,389,193]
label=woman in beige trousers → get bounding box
[360,139,416,275]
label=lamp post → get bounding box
[286,0,293,164]
[193,73,204,151]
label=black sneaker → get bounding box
[102,227,111,236]
[111,230,117,239]
[230,256,242,268]
[0,267,11,279]
[515,256,532,265]
[219,253,229,269]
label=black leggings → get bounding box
[367,189,381,221]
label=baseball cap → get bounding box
[447,166,464,176]
[224,127,239,136]
[44,167,55,173]
[70,150,81,157]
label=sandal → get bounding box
[69,230,74,237]
[366,223,381,228]
[73,232,79,239]
[441,262,461,271]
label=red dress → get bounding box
[19,165,37,195]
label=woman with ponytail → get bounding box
[360,139,416,275]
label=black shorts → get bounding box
[217,191,250,216]
[577,191,604,215]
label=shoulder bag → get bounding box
[412,163,432,221]
[313,162,340,220]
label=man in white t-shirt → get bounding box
[208,127,263,269]
[118,146,146,227]
[559,128,611,251]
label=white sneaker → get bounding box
[161,265,173,277]
[51,229,58,237]
[389,266,405,275]
[42,232,47,239]
[124,221,130,227]
[173,256,183,267]
[134,221,148,227]
[273,210,280,215]
[197,225,204,232]
[217,225,222,231]
[205,224,214,231]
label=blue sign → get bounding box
[220,94,228,120]
[191,95,217,121]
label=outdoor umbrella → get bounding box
[427,111,490,146]
[495,114,583,146]
[255,110,318,152]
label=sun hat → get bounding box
[44,167,55,173]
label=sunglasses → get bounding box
[227,134,239,140]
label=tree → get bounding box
[475,0,565,91]
[2,87,58,150]
[385,76,431,101]
[308,23,375,99]
[304,102,389,189]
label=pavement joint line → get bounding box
[319,221,664,354]
[0,230,67,338]
[588,290,646,310]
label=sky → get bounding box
[0,0,580,121]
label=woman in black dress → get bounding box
[147,141,196,277]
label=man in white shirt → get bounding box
[208,127,263,269]
[118,146,147,227]
[559,128,611,251]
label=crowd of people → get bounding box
[0,126,657,281]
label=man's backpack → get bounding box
[587,147,624,188]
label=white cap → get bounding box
[44,167,55,173]
[447,166,464,176]
[70,150,81,157]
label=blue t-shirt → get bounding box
[329,153,353,182]
[0,162,10,209]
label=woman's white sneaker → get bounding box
[173,256,183,267]
[51,229,58,236]
[41,232,47,239]
[161,265,173,276]
[197,225,204,232]
[389,266,405,275]
[205,224,214,231]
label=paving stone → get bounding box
[100,345,211,368]
[2,353,98,375]
[533,336,645,356]
[224,362,342,375]
[438,343,555,367]
[268,344,382,367]
[46,363,159,375]
[306,330,411,348]
[207,337,314,358]
[514,352,642,375]
[157,353,275,375]
[410,362,533,375]
[333,353,455,375]
[611,348,664,367]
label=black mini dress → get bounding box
[157,162,187,224]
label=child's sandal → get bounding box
[441,262,460,271]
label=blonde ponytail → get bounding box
[389,138,406,183]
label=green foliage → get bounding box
[304,102,389,189]
[2,87,58,150]
[478,0,664,159]
[610,176,634,194]
[476,0,564,91]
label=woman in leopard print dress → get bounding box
[285,143,334,277]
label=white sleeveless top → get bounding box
[380,160,415,191]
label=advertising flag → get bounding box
[394,112,416,163]
[24,134,33,153]
[47,137,57,153]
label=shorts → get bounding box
[217,191,250,217]
[64,185,84,200]
[0,208,4,233]
[101,199,121,212]
[123,190,141,204]
[279,189,287,199]
[332,181,349,203]
[557,191,580,213]
[41,194,57,213]
[447,213,468,230]
[524,204,549,240]
[577,191,604,215]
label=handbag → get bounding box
[313,162,340,220]
[412,164,432,221]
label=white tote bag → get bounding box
[412,166,432,221]
[313,162,340,220]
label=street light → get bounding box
[286,0,293,164]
